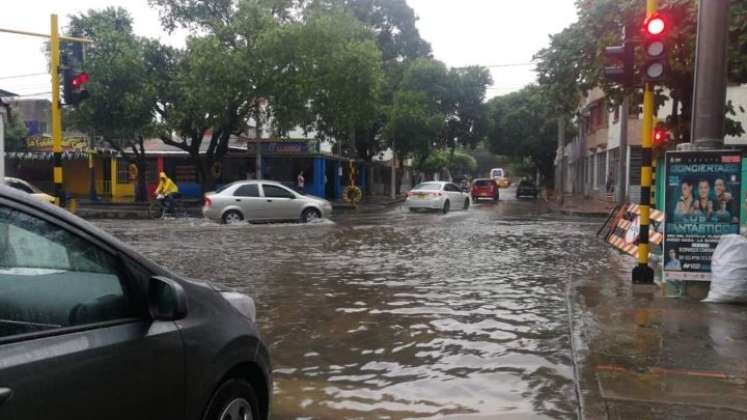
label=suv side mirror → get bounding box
[148,276,188,321]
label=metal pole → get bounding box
[51,14,64,207]
[0,27,91,43]
[0,107,5,183]
[616,95,629,204]
[390,137,396,199]
[254,106,263,180]
[633,0,657,285]
[691,0,730,146]
[255,140,262,180]
[557,117,565,205]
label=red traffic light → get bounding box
[653,127,669,147]
[72,72,89,88]
[643,13,669,38]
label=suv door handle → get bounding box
[0,387,12,405]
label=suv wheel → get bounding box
[203,379,260,420]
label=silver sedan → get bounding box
[203,180,333,224]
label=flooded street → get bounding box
[97,191,626,419]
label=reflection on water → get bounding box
[98,200,610,419]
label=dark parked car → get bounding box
[471,178,500,201]
[0,185,271,420]
[516,179,539,199]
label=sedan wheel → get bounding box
[302,208,322,223]
[219,398,253,420]
[442,200,450,214]
[463,199,470,210]
[203,379,260,420]
[222,211,244,225]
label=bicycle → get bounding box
[147,194,190,219]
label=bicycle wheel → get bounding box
[147,201,164,219]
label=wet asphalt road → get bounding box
[97,188,619,419]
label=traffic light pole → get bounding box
[0,17,90,207]
[632,0,657,284]
[50,14,64,207]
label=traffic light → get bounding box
[603,42,635,88]
[641,13,669,83]
[603,24,635,88]
[653,125,670,148]
[62,43,89,106]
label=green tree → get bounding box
[486,85,571,185]
[301,0,432,160]
[4,110,28,153]
[398,59,491,150]
[446,151,478,177]
[149,0,281,192]
[64,7,157,202]
[270,10,384,151]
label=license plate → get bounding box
[480,193,488,196]
[416,193,427,199]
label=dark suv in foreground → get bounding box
[0,185,271,420]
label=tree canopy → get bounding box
[486,85,571,185]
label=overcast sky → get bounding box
[0,0,578,99]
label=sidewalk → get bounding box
[547,193,616,217]
[571,260,747,418]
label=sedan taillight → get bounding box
[204,196,212,208]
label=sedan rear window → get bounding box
[234,184,259,197]
[474,180,492,187]
[413,183,442,191]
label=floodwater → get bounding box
[97,192,614,419]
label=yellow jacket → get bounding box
[155,172,179,195]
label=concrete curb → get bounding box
[333,197,406,211]
[551,208,611,218]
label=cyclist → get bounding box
[155,172,179,216]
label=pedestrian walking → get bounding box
[297,170,305,193]
[606,170,615,201]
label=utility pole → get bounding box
[632,0,657,284]
[390,138,396,200]
[0,106,5,183]
[50,14,65,207]
[616,95,629,204]
[691,0,730,146]
[557,117,566,205]
[254,104,263,180]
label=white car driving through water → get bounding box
[405,181,471,214]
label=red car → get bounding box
[471,178,500,201]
